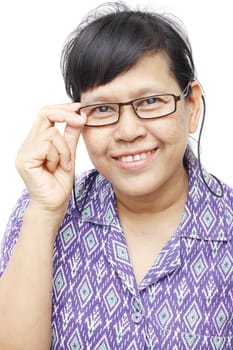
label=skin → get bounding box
[81,53,202,283]
[82,53,201,212]
[0,104,87,349]
[0,52,202,348]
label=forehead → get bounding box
[81,53,179,104]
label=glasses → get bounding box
[80,83,191,127]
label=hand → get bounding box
[16,103,86,214]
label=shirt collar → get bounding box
[179,148,229,241]
[71,170,119,228]
[73,149,230,241]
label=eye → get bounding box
[137,96,163,109]
[136,96,162,108]
[86,104,117,118]
[144,97,158,105]
[97,105,111,113]
[93,104,117,114]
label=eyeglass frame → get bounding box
[79,82,192,127]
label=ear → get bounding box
[187,80,203,134]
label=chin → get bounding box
[113,177,160,198]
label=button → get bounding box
[132,311,144,324]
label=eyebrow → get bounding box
[81,95,116,105]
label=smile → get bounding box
[119,151,152,163]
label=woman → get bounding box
[0,2,232,349]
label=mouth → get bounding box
[118,150,153,163]
[113,148,158,169]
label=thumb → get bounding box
[63,124,84,164]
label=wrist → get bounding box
[22,203,67,240]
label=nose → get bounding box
[114,105,146,142]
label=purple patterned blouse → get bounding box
[1,150,233,349]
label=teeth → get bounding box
[119,151,151,163]
[133,154,141,161]
[140,153,147,160]
[126,155,133,162]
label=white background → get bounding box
[0,0,232,240]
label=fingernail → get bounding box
[70,102,80,111]
[66,161,72,171]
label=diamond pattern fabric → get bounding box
[0,149,233,349]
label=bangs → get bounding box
[61,3,194,102]
[62,10,162,101]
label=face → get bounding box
[81,53,201,202]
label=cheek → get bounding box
[154,117,189,145]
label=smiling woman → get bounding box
[81,53,201,201]
[0,2,233,350]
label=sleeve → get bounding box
[0,189,30,277]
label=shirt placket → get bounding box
[104,220,182,348]
[104,223,149,347]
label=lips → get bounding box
[113,148,158,170]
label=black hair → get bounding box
[62,2,223,200]
[61,2,196,102]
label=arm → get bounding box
[0,103,86,350]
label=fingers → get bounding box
[20,102,87,174]
[63,123,83,164]
[44,127,73,172]
[16,131,69,174]
[42,142,60,173]
[29,103,85,137]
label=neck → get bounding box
[116,166,189,216]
